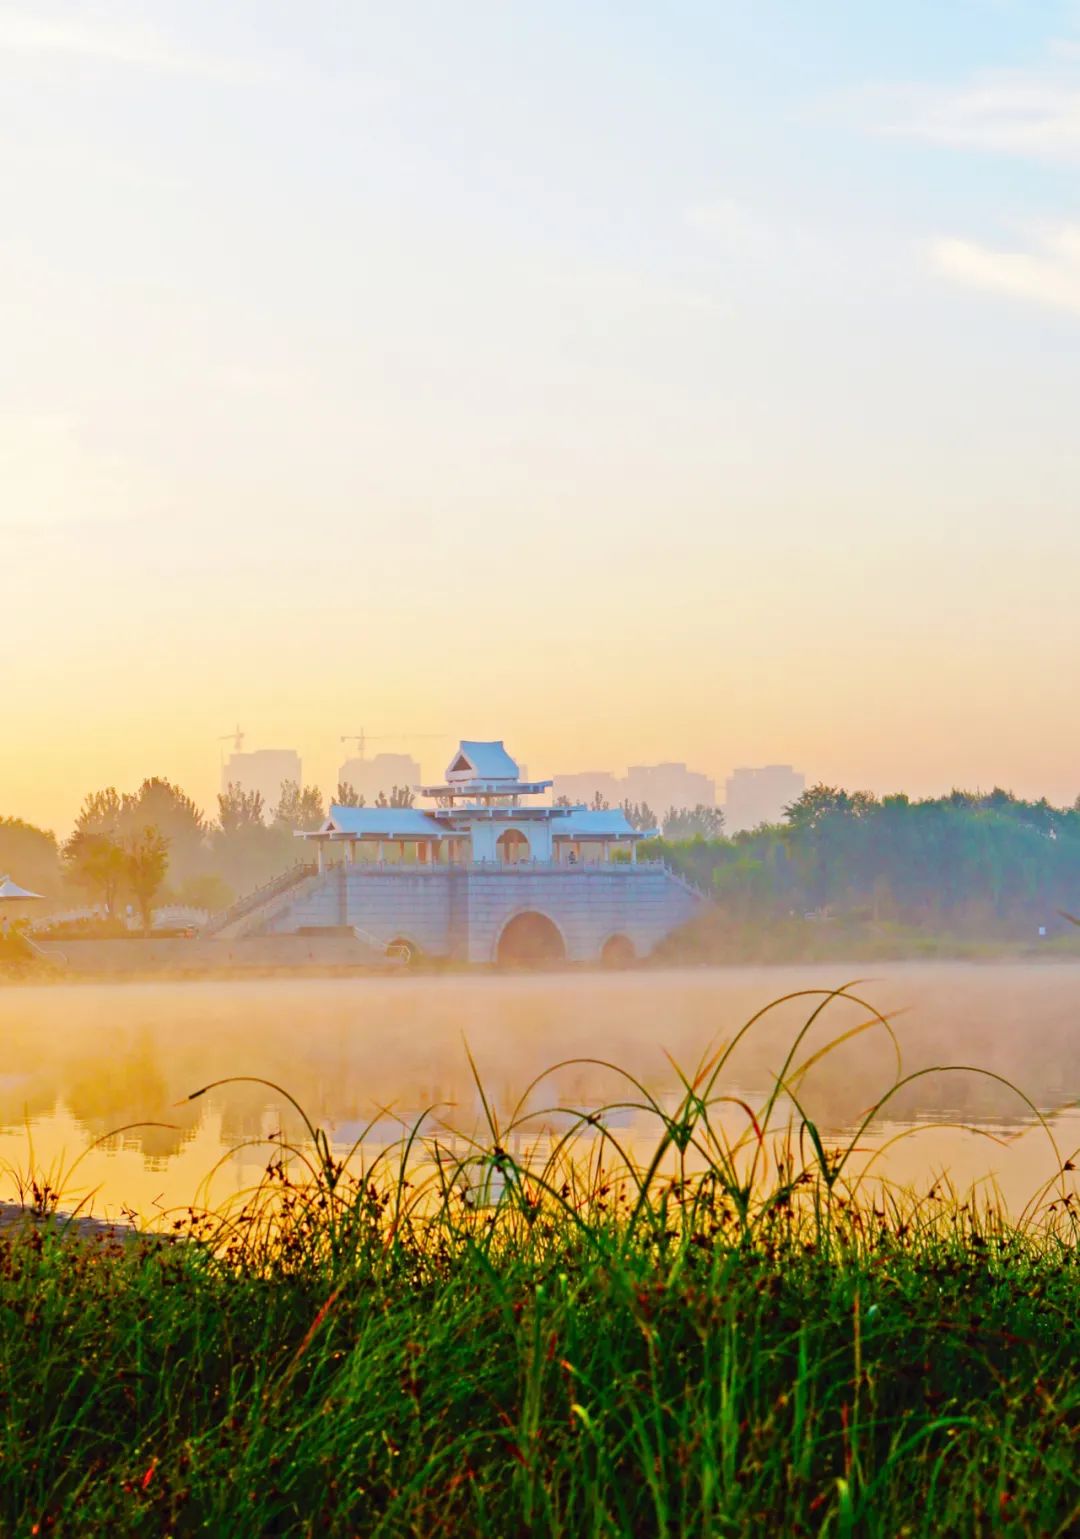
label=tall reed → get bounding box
[0,985,1075,1535]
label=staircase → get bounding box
[657,860,713,905]
[203,863,319,940]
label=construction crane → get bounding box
[340,730,446,762]
[217,725,245,765]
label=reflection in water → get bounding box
[0,965,1076,1221]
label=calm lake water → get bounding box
[0,964,1077,1223]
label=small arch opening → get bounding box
[388,936,419,964]
[496,911,566,966]
[497,829,531,865]
[601,933,636,968]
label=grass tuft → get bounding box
[0,986,1077,1535]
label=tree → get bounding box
[217,783,266,836]
[0,817,61,896]
[124,826,170,932]
[590,790,611,812]
[620,800,658,833]
[63,790,125,913]
[272,780,326,832]
[72,788,124,839]
[662,804,725,839]
[335,782,366,808]
[172,872,235,914]
[62,828,128,916]
[374,785,415,809]
[212,784,293,895]
[122,779,207,884]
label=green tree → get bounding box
[122,779,207,885]
[0,817,61,896]
[217,784,266,835]
[273,781,326,832]
[172,872,235,915]
[662,805,725,839]
[335,782,366,808]
[216,787,266,837]
[124,826,170,932]
[62,828,127,916]
[212,784,293,895]
[374,786,415,809]
[620,800,659,832]
[63,790,125,914]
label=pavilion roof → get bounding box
[317,806,447,839]
[447,740,519,780]
[554,809,653,840]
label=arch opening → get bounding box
[600,933,636,968]
[496,911,566,966]
[497,828,531,865]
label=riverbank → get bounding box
[1,984,1078,1537]
[2,1142,1076,1535]
[658,912,1080,966]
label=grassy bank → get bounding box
[0,989,1077,1536]
[656,911,1080,965]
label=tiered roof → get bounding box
[307,741,653,843]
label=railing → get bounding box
[202,862,318,937]
[19,930,66,965]
[349,925,411,962]
[202,857,710,944]
[656,860,713,903]
[337,859,674,875]
[29,905,104,933]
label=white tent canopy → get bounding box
[0,875,43,901]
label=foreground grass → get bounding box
[0,988,1077,1536]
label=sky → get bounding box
[4,0,1080,834]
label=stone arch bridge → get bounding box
[210,861,707,964]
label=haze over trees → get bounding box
[652,784,1080,942]
[9,773,1080,944]
[61,783,188,927]
[272,781,326,833]
[0,817,61,896]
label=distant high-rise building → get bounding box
[221,748,302,819]
[624,763,716,815]
[337,752,422,804]
[724,765,805,833]
[551,763,716,814]
[551,770,624,807]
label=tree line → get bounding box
[554,793,725,839]
[11,776,1075,939]
[649,784,1080,933]
[0,776,346,928]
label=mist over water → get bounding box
[0,964,1076,1222]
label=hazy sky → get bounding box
[4,0,1080,833]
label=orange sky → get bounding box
[3,3,1080,834]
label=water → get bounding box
[0,964,1077,1223]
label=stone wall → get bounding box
[265,865,704,962]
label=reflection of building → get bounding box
[552,762,716,813]
[210,740,705,964]
[337,752,422,803]
[221,748,302,819]
[724,765,805,833]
